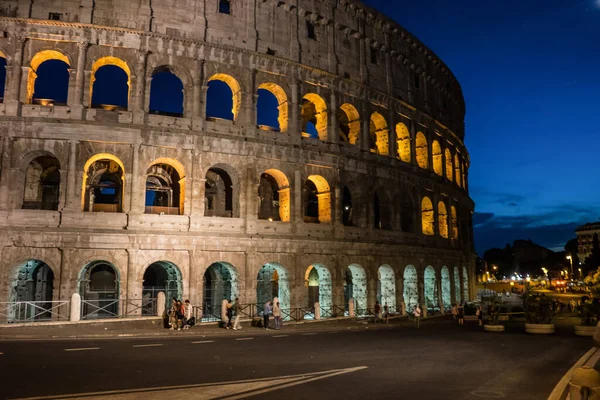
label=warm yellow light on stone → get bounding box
[445,148,453,181]
[451,206,458,240]
[258,82,288,132]
[27,50,71,104]
[264,168,291,222]
[208,73,242,122]
[302,93,328,141]
[81,153,126,211]
[90,56,131,109]
[149,157,186,214]
[416,132,428,169]
[432,140,443,176]
[438,201,448,239]
[339,103,360,145]
[454,153,462,187]
[396,123,411,163]
[307,174,331,223]
[421,196,435,236]
[369,112,389,156]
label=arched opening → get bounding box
[462,266,469,301]
[303,175,331,224]
[78,261,119,319]
[258,169,290,222]
[338,103,360,144]
[90,57,130,110]
[415,132,428,169]
[205,167,236,218]
[0,54,6,102]
[203,262,238,320]
[424,266,438,311]
[344,264,367,314]
[400,192,415,233]
[257,263,290,317]
[454,266,461,303]
[305,264,333,315]
[454,153,462,187]
[342,186,353,226]
[9,260,54,321]
[451,206,459,240]
[373,190,392,230]
[445,148,453,181]
[377,265,396,313]
[83,156,124,213]
[28,50,70,105]
[149,66,184,117]
[206,73,241,122]
[142,261,182,315]
[301,93,327,140]
[369,112,389,155]
[257,83,288,132]
[432,140,443,176]
[438,201,449,239]
[396,123,411,163]
[421,196,435,236]
[22,155,60,211]
[403,265,418,312]
[145,161,184,215]
[441,266,451,310]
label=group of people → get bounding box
[451,302,467,325]
[221,299,283,330]
[166,298,195,330]
[373,301,392,324]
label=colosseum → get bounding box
[0,0,474,322]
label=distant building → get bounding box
[575,222,600,261]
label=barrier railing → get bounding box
[0,301,70,324]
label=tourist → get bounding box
[168,298,178,330]
[413,304,421,328]
[374,301,382,323]
[263,300,272,329]
[232,297,241,330]
[476,305,482,326]
[176,300,185,330]
[273,301,282,330]
[383,304,390,324]
[183,299,194,329]
[457,303,465,326]
[226,300,233,329]
[451,304,458,320]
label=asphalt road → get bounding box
[0,318,591,400]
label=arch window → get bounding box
[369,112,389,155]
[206,73,241,122]
[400,193,415,233]
[424,266,438,311]
[454,153,462,187]
[344,264,367,314]
[342,186,353,226]
[142,261,182,315]
[454,266,461,303]
[445,148,453,181]
[10,260,54,321]
[257,83,288,132]
[396,123,411,163]
[416,132,428,169]
[203,262,238,319]
[78,261,119,319]
[90,57,130,110]
[257,263,290,317]
[301,93,327,140]
[441,266,452,310]
[463,266,469,301]
[403,265,418,312]
[421,196,435,236]
[303,175,331,224]
[438,201,449,239]
[338,104,360,144]
[373,191,392,230]
[145,161,184,215]
[258,169,290,222]
[27,50,70,105]
[219,0,231,14]
[377,265,396,313]
[432,140,443,176]
[82,156,125,213]
[22,155,60,211]
[149,66,184,117]
[0,53,6,102]
[451,206,458,240]
[305,264,332,312]
[205,167,237,218]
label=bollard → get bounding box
[70,293,81,322]
[401,301,407,316]
[349,298,355,317]
[156,292,166,317]
[569,366,600,400]
[314,302,320,320]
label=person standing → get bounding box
[263,301,272,330]
[476,305,482,326]
[232,297,241,330]
[374,301,382,323]
[383,304,389,324]
[226,300,233,329]
[183,299,194,329]
[451,304,458,320]
[413,304,421,328]
[273,301,282,330]
[458,302,465,326]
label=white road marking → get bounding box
[272,335,289,338]
[191,340,214,344]
[302,333,318,336]
[235,337,254,341]
[64,347,100,352]
[132,344,163,348]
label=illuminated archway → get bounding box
[149,66,184,117]
[203,262,239,319]
[424,266,437,311]
[304,175,331,224]
[258,169,290,222]
[445,148,453,181]
[421,196,434,236]
[451,206,458,240]
[22,155,60,210]
[453,266,461,303]
[206,73,242,122]
[301,93,327,140]
[305,264,332,313]
[27,50,71,105]
[441,266,451,309]
[142,261,182,315]
[432,140,443,176]
[454,153,462,187]
[416,132,428,169]
[9,260,54,321]
[438,201,449,239]
[400,190,416,233]
[462,266,469,301]
[257,263,290,316]
[344,264,367,314]
[205,166,238,218]
[145,159,185,215]
[403,265,418,312]
[81,154,125,213]
[396,123,411,163]
[338,103,360,144]
[377,265,396,312]
[257,83,288,132]
[369,112,389,155]
[90,56,131,110]
[78,261,120,319]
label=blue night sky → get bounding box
[363,0,600,254]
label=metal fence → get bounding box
[80,298,159,320]
[0,301,70,324]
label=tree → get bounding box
[564,238,580,266]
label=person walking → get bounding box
[263,300,272,330]
[457,302,465,326]
[226,300,233,330]
[383,304,389,324]
[183,299,194,329]
[451,304,458,320]
[273,301,282,330]
[413,304,421,328]
[232,297,241,330]
[476,305,482,326]
[374,301,382,324]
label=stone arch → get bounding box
[301,93,328,140]
[432,140,443,176]
[142,261,183,315]
[338,103,360,144]
[377,265,396,312]
[205,164,239,218]
[438,201,449,239]
[203,262,239,318]
[78,260,120,319]
[305,264,333,313]
[373,187,393,230]
[145,158,185,215]
[344,264,367,313]
[400,187,417,233]
[9,260,55,321]
[82,154,126,213]
[396,122,411,163]
[454,153,462,187]
[453,266,461,303]
[421,196,434,236]
[451,206,459,240]
[258,168,290,222]
[369,112,389,155]
[304,175,331,224]
[27,49,71,105]
[257,263,290,315]
[21,153,61,211]
[462,266,469,301]
[441,266,451,309]
[403,265,418,312]
[206,73,242,122]
[416,132,428,169]
[257,82,288,132]
[90,56,131,110]
[445,148,453,181]
[424,266,437,311]
[149,65,185,117]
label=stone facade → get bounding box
[0,0,475,318]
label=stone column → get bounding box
[62,140,78,211]
[293,170,303,227]
[5,35,25,116]
[288,81,300,144]
[131,51,148,124]
[360,102,370,152]
[128,144,143,214]
[367,274,376,310]
[437,269,445,313]
[329,90,339,144]
[190,150,204,216]
[0,136,13,209]
[418,273,427,317]
[388,109,398,160]
[69,41,88,119]
[459,267,465,303]
[395,275,405,315]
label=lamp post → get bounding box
[579,268,582,280]
[566,255,573,281]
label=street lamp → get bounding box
[567,255,573,281]
[579,268,583,280]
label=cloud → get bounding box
[507,203,518,207]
